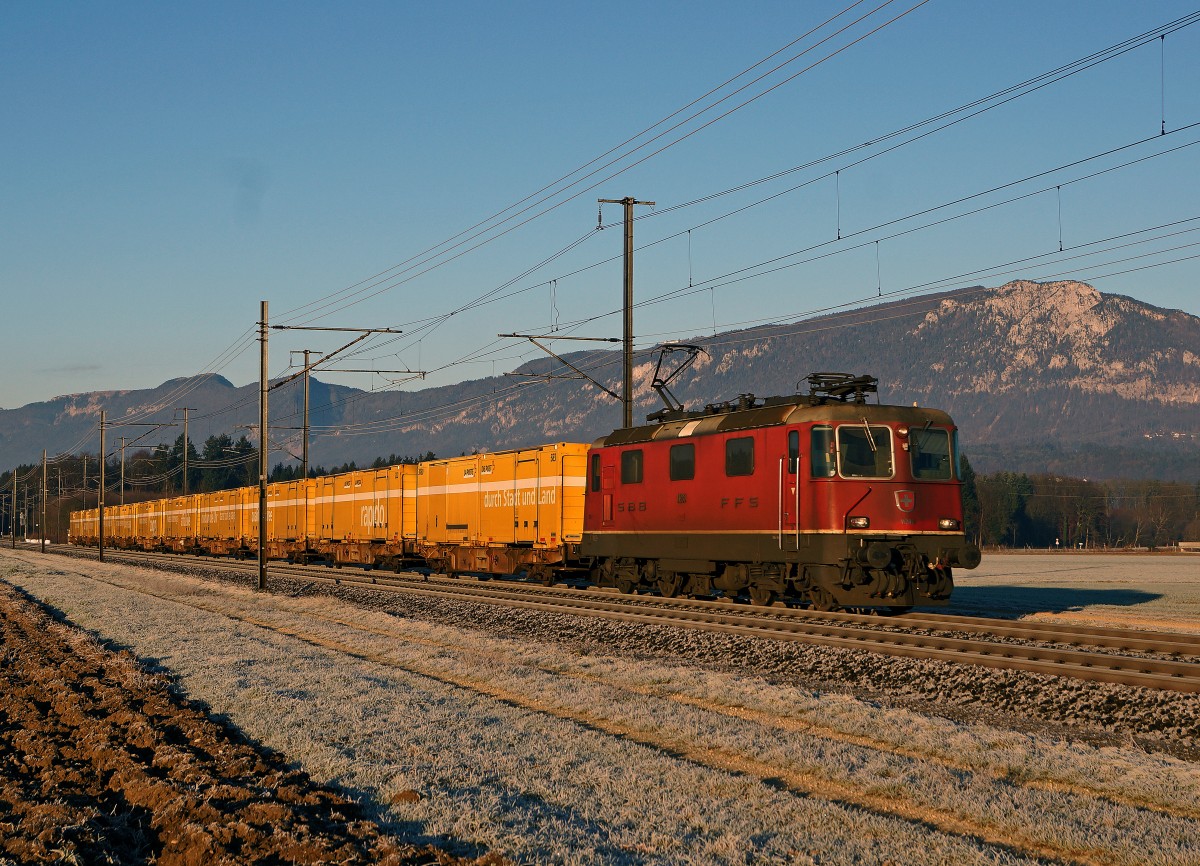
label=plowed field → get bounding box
[0,581,472,866]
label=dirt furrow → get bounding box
[0,580,478,866]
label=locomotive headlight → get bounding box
[848,516,870,529]
[938,518,961,531]
[896,426,909,437]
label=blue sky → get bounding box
[3,1,1199,411]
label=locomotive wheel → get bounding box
[657,572,683,598]
[807,586,839,612]
[616,577,637,594]
[748,585,776,607]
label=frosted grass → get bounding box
[4,549,1199,865]
[954,553,1200,633]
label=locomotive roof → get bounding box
[596,395,955,447]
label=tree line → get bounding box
[960,456,1200,549]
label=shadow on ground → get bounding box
[939,585,1163,617]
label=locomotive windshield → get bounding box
[910,426,954,480]
[837,425,893,478]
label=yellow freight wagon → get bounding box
[415,442,588,579]
[103,503,129,546]
[134,500,164,548]
[266,479,315,543]
[116,502,140,547]
[314,465,417,565]
[163,494,199,551]
[69,508,98,545]
[198,486,254,555]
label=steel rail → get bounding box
[48,546,1200,693]
[290,569,1200,692]
[51,545,1200,655]
[888,610,1200,655]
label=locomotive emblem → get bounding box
[894,490,915,512]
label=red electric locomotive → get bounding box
[581,372,981,610]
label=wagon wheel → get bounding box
[748,585,776,607]
[616,576,637,594]
[531,566,555,587]
[657,572,683,598]
[807,585,839,612]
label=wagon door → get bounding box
[317,476,336,541]
[302,479,315,545]
[421,462,449,543]
[515,451,540,544]
[373,469,390,541]
[559,447,587,545]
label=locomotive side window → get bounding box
[787,430,799,473]
[669,443,695,481]
[621,449,643,484]
[837,425,893,478]
[590,453,601,491]
[725,437,754,477]
[910,427,952,480]
[810,426,835,477]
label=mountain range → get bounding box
[3,280,1198,481]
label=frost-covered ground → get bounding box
[3,548,1199,866]
[951,552,1200,633]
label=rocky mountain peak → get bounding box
[913,280,1200,403]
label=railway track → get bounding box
[50,545,1200,694]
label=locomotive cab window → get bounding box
[810,426,835,477]
[669,443,695,481]
[725,437,754,477]
[590,453,601,491]
[837,425,893,478]
[910,426,953,480]
[621,449,643,484]
[787,430,800,473]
